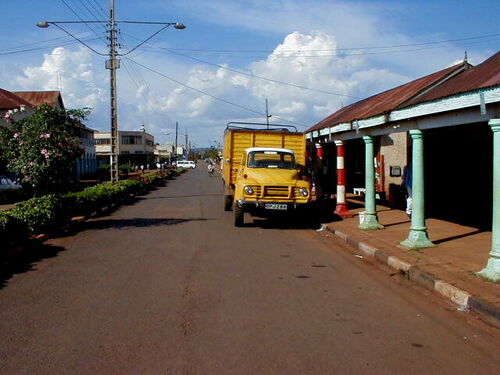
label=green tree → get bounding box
[202,147,220,161]
[0,104,87,195]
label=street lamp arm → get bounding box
[38,22,108,56]
[38,20,108,25]
[118,23,185,56]
[116,21,184,27]
[119,24,171,56]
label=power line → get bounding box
[164,33,500,55]
[60,0,107,46]
[0,37,101,57]
[0,34,76,52]
[77,0,108,36]
[87,0,108,20]
[89,0,108,18]
[122,33,361,99]
[124,56,308,128]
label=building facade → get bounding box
[95,130,155,167]
[306,52,500,278]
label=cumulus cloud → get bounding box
[4,26,485,147]
[139,30,411,140]
[15,47,105,111]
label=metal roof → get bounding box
[307,61,468,133]
[12,91,65,109]
[400,52,500,108]
[0,88,33,110]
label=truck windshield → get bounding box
[247,151,296,169]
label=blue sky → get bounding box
[1,0,499,147]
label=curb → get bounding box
[325,226,500,326]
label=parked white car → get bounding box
[0,176,22,191]
[176,161,196,169]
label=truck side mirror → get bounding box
[226,158,230,164]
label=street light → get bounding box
[37,9,185,182]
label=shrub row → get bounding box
[0,172,171,254]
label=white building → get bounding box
[95,130,155,166]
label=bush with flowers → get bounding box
[0,104,86,196]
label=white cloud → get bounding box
[4,22,493,147]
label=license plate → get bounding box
[265,203,288,210]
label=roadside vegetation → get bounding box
[0,104,190,253]
[0,168,187,254]
[0,105,88,197]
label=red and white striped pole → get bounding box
[334,140,352,218]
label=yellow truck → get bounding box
[222,122,311,226]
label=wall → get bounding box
[380,132,408,207]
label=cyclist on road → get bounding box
[208,162,215,176]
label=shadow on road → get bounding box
[83,217,210,231]
[0,243,65,289]
[136,193,223,200]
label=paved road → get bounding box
[1,166,498,374]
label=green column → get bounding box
[359,136,383,230]
[401,129,434,249]
[478,119,500,281]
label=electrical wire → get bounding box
[122,33,360,99]
[89,0,108,19]
[124,56,308,128]
[59,0,107,47]
[0,37,101,57]
[0,35,77,52]
[77,0,108,37]
[165,33,500,55]
[49,23,107,56]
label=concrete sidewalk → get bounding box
[322,197,500,325]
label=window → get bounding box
[95,138,110,145]
[122,135,142,145]
[134,151,144,154]
[146,139,154,146]
[247,151,296,169]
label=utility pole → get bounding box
[37,6,185,181]
[265,99,271,129]
[107,0,120,182]
[175,121,178,163]
[185,129,188,160]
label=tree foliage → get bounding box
[202,147,220,161]
[0,104,87,195]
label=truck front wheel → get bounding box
[234,205,244,227]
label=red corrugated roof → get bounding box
[400,52,500,108]
[0,88,33,110]
[12,91,64,109]
[307,62,466,133]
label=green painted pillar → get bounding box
[478,119,500,281]
[401,129,434,249]
[359,136,383,230]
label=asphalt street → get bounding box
[0,165,498,374]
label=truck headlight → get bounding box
[299,187,308,197]
[244,186,254,195]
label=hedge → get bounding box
[0,174,167,254]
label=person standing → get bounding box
[402,164,412,217]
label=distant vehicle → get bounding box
[176,160,196,169]
[0,175,22,191]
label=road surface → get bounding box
[1,165,498,374]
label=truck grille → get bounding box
[264,186,290,197]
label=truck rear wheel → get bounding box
[234,205,244,227]
[224,195,233,211]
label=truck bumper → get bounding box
[236,199,309,214]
